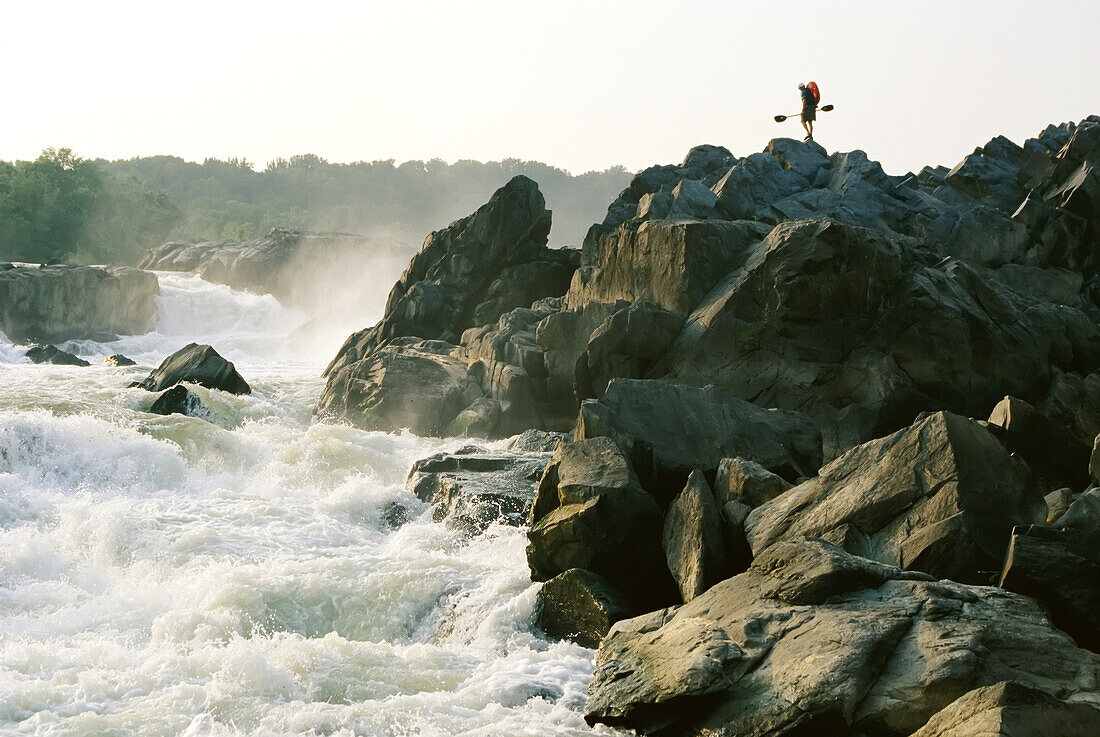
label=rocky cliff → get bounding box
[0,263,159,343]
[328,116,1100,737]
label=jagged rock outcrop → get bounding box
[131,343,251,395]
[317,177,580,437]
[745,411,1042,584]
[577,379,822,500]
[405,447,549,531]
[25,344,90,366]
[0,265,158,343]
[585,538,1100,737]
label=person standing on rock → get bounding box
[799,83,816,141]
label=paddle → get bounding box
[774,104,834,123]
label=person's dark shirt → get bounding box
[801,88,815,108]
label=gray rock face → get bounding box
[0,265,158,343]
[745,412,1043,584]
[317,340,478,436]
[651,218,1099,458]
[577,379,822,499]
[585,538,1100,737]
[662,471,728,602]
[405,448,548,531]
[713,457,792,509]
[987,395,1090,490]
[131,343,251,395]
[535,568,634,649]
[318,177,580,436]
[25,344,89,366]
[999,524,1100,652]
[909,681,1100,737]
[574,303,683,401]
[527,437,675,609]
[1092,435,1100,484]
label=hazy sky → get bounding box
[3,1,1097,175]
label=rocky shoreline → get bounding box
[5,116,1099,735]
[316,117,1100,735]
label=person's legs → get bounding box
[802,120,811,138]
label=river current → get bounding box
[0,273,611,736]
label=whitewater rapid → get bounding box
[0,274,612,736]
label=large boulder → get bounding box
[405,447,549,531]
[999,524,1100,652]
[576,379,822,499]
[0,265,158,343]
[585,538,1100,737]
[909,681,1100,737]
[745,412,1043,584]
[574,303,683,401]
[25,344,89,366]
[316,340,478,435]
[131,343,251,395]
[535,568,635,649]
[662,470,729,602]
[318,177,580,435]
[526,437,675,610]
[148,385,206,418]
[323,176,578,378]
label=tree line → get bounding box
[0,148,632,265]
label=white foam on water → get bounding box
[0,275,619,736]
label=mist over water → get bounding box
[0,274,612,736]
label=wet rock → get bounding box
[577,379,822,500]
[662,471,729,602]
[131,343,251,395]
[745,411,1043,584]
[0,264,158,343]
[999,523,1100,652]
[713,457,792,509]
[506,429,568,454]
[909,681,1100,737]
[103,354,137,367]
[25,344,89,366]
[535,568,635,649]
[405,448,548,531]
[149,385,205,417]
[585,538,1100,736]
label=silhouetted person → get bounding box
[799,83,816,140]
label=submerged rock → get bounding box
[585,538,1100,736]
[149,385,206,418]
[131,343,250,395]
[25,344,90,366]
[0,264,158,343]
[405,447,549,531]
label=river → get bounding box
[0,273,611,736]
